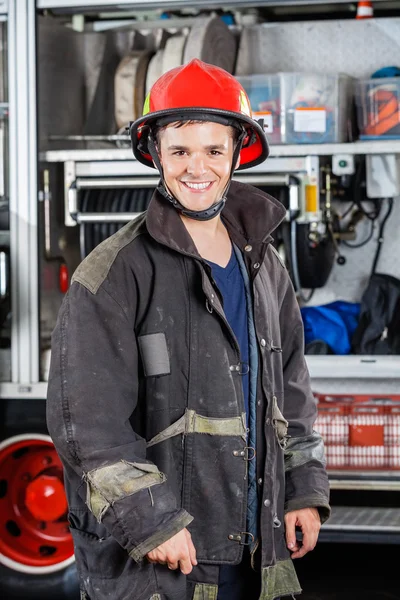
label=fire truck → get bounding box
[0,1,399,597]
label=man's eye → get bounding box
[173,151,186,156]
[210,150,221,156]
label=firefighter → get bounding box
[47,59,330,600]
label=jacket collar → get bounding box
[145,180,286,258]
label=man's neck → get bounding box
[180,213,232,267]
[180,212,221,238]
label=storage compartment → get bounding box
[281,73,352,144]
[236,74,282,144]
[34,11,400,383]
[315,394,400,470]
[356,77,400,139]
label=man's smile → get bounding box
[180,181,215,192]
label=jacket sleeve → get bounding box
[278,271,331,524]
[46,278,193,562]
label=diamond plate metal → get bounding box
[324,506,400,531]
[236,18,400,78]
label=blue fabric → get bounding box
[371,66,400,78]
[301,300,361,355]
[206,248,250,419]
[234,245,259,551]
[217,548,261,600]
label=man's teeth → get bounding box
[184,182,211,190]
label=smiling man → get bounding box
[47,59,330,600]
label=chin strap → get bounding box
[147,128,246,222]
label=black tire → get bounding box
[0,399,79,600]
[0,562,79,600]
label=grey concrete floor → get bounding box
[295,543,400,600]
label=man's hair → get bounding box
[154,120,241,147]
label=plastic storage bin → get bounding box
[236,74,282,144]
[356,77,400,139]
[281,73,352,144]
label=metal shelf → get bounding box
[320,506,400,544]
[329,471,400,491]
[270,140,400,157]
[306,355,400,380]
[0,382,48,399]
[41,148,133,163]
[41,140,400,165]
[37,0,379,9]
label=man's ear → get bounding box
[235,155,241,170]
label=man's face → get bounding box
[158,121,239,212]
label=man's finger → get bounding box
[289,541,301,553]
[168,561,179,570]
[284,514,297,551]
[147,550,167,564]
[302,523,319,550]
[147,551,160,563]
[291,529,318,559]
[178,553,193,575]
[188,538,197,566]
[291,544,309,559]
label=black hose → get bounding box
[343,219,375,249]
[371,197,394,276]
[339,201,356,220]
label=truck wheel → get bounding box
[0,433,79,599]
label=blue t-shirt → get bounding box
[206,247,250,421]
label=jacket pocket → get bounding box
[272,395,289,449]
[68,512,128,580]
[138,333,171,377]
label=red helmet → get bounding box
[129,59,269,170]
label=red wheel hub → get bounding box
[25,475,68,522]
[0,436,74,569]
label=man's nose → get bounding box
[186,154,207,176]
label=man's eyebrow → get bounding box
[167,145,189,151]
[167,144,227,151]
[205,144,227,151]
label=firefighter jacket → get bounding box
[47,180,330,600]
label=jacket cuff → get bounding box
[285,460,330,524]
[285,495,331,524]
[128,509,194,562]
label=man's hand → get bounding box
[284,507,321,559]
[146,528,197,574]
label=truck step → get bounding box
[319,506,400,544]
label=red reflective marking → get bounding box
[59,264,69,294]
